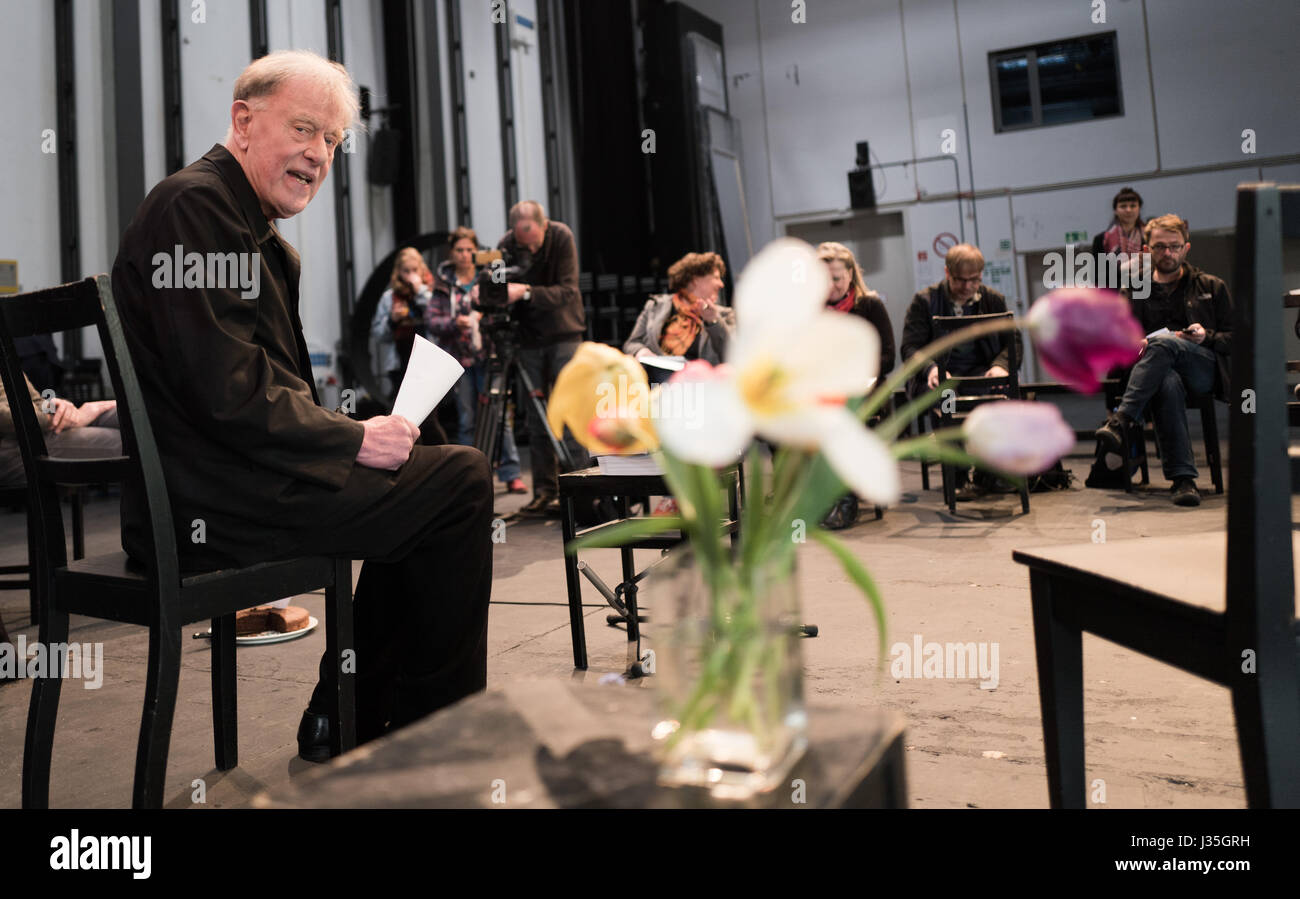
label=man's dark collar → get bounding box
[202,143,275,243]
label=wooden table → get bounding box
[255,680,907,809]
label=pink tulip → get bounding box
[962,401,1076,476]
[1027,287,1143,393]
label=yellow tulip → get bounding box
[548,341,659,455]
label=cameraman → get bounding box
[493,200,589,517]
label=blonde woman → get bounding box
[816,241,895,383]
[372,247,433,395]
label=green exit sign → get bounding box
[1065,231,1088,243]
[998,239,1011,251]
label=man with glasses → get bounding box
[1095,213,1233,506]
[901,242,1022,499]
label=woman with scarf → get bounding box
[816,241,898,529]
[623,251,735,369]
[817,241,896,385]
[1091,186,1145,262]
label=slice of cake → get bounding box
[267,606,311,633]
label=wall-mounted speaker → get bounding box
[368,128,402,186]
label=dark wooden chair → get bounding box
[1012,182,1300,808]
[925,311,1030,514]
[0,484,89,626]
[0,275,357,808]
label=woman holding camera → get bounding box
[429,227,525,493]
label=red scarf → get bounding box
[829,285,856,314]
[1101,222,1143,256]
[659,292,704,356]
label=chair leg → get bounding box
[211,613,238,771]
[1019,482,1030,515]
[1229,658,1300,808]
[1028,571,1086,809]
[325,558,357,757]
[133,625,182,808]
[1200,401,1224,494]
[561,496,588,669]
[941,463,956,513]
[22,603,69,808]
[70,489,85,560]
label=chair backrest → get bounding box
[0,275,180,588]
[1225,183,1300,774]
[930,311,1021,399]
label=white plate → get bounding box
[196,615,319,645]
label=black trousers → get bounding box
[286,444,494,742]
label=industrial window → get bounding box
[990,32,1122,133]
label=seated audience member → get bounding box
[1091,186,1145,265]
[816,241,898,529]
[372,247,431,397]
[624,251,735,369]
[428,226,525,493]
[0,372,119,487]
[900,242,1022,500]
[1094,213,1232,507]
[817,241,896,384]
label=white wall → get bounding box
[460,0,507,243]
[179,0,252,162]
[0,1,59,292]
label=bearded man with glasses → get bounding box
[1095,213,1234,506]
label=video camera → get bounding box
[471,248,529,315]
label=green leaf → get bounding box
[565,515,684,553]
[810,527,888,664]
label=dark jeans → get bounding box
[519,339,590,498]
[295,444,494,742]
[1117,335,1217,482]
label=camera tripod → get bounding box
[472,317,577,481]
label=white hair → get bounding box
[222,50,361,144]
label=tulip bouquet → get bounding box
[548,240,1142,789]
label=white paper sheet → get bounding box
[391,334,464,424]
[639,355,686,371]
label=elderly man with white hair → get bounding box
[111,50,493,761]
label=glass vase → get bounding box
[649,548,807,800]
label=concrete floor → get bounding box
[0,428,1252,809]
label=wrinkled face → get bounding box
[234,76,345,220]
[1115,200,1141,229]
[826,259,852,302]
[1145,227,1190,276]
[686,267,724,303]
[514,218,546,253]
[946,264,983,304]
[451,238,476,269]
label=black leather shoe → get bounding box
[1171,477,1201,507]
[296,709,333,763]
